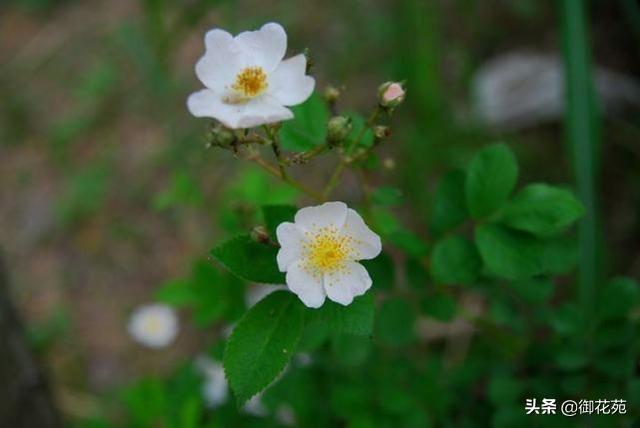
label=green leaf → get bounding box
[189,262,246,327]
[262,204,297,236]
[429,170,468,237]
[371,208,429,257]
[330,334,372,367]
[371,186,403,206]
[406,258,429,290]
[223,290,304,405]
[475,224,543,280]
[597,277,639,320]
[388,229,429,258]
[280,92,329,151]
[312,293,375,336]
[375,297,416,346]
[360,252,394,290]
[488,374,523,404]
[539,237,578,275]
[155,279,196,307]
[210,235,284,284]
[421,293,457,321]
[430,236,481,285]
[510,278,555,303]
[465,144,518,219]
[500,183,584,236]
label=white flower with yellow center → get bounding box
[276,202,382,308]
[187,22,315,129]
[128,304,178,349]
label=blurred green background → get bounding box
[1,0,639,426]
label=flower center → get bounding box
[230,66,268,99]
[303,226,354,274]
[143,317,163,335]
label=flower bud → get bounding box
[326,116,352,145]
[323,85,341,104]
[373,125,391,140]
[250,226,270,244]
[382,157,396,170]
[378,81,406,109]
[207,123,236,148]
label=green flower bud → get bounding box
[326,116,352,145]
[323,85,341,104]
[378,81,406,109]
[207,123,236,148]
[250,226,270,244]
[373,125,391,140]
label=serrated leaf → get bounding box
[429,170,468,237]
[224,290,304,405]
[430,235,481,285]
[466,144,518,219]
[262,204,297,236]
[311,293,375,336]
[475,224,543,280]
[280,92,329,151]
[499,183,584,236]
[210,235,284,284]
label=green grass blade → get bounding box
[560,0,603,320]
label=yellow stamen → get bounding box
[302,226,356,275]
[230,66,268,100]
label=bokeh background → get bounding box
[1,0,639,426]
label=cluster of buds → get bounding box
[206,122,237,149]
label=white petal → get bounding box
[323,262,372,306]
[294,201,348,231]
[187,90,290,129]
[268,54,315,106]
[187,89,241,127]
[235,96,293,128]
[286,260,326,308]
[196,29,243,90]
[235,22,286,73]
[275,222,305,272]
[342,208,381,260]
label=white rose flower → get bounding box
[276,201,382,308]
[187,22,315,129]
[128,304,179,349]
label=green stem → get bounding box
[322,107,381,199]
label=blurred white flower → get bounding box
[294,352,313,367]
[196,356,270,415]
[276,202,381,308]
[473,51,640,130]
[196,357,228,408]
[128,304,178,349]
[276,404,296,426]
[244,395,269,417]
[188,22,315,129]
